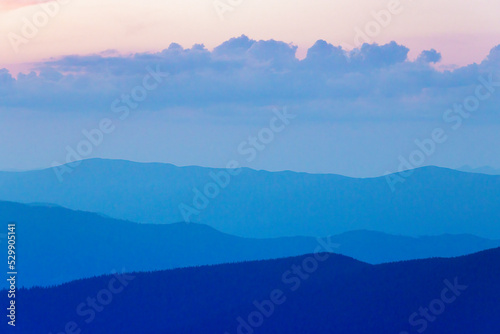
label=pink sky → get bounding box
[0,0,51,11]
[0,0,499,72]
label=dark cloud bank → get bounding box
[1,35,499,120]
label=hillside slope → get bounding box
[3,200,499,288]
[6,248,500,333]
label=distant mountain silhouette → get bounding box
[327,230,500,264]
[2,201,499,288]
[458,165,500,175]
[0,159,499,238]
[6,248,500,333]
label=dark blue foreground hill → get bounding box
[0,159,499,238]
[2,200,499,288]
[6,248,500,334]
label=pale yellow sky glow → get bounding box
[1,0,499,71]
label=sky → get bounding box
[1,0,499,68]
[0,0,499,176]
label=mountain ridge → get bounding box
[6,247,500,333]
[2,200,500,288]
[1,158,499,238]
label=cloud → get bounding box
[303,40,348,71]
[213,35,256,59]
[480,45,500,71]
[349,41,409,68]
[417,49,442,63]
[0,36,499,122]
